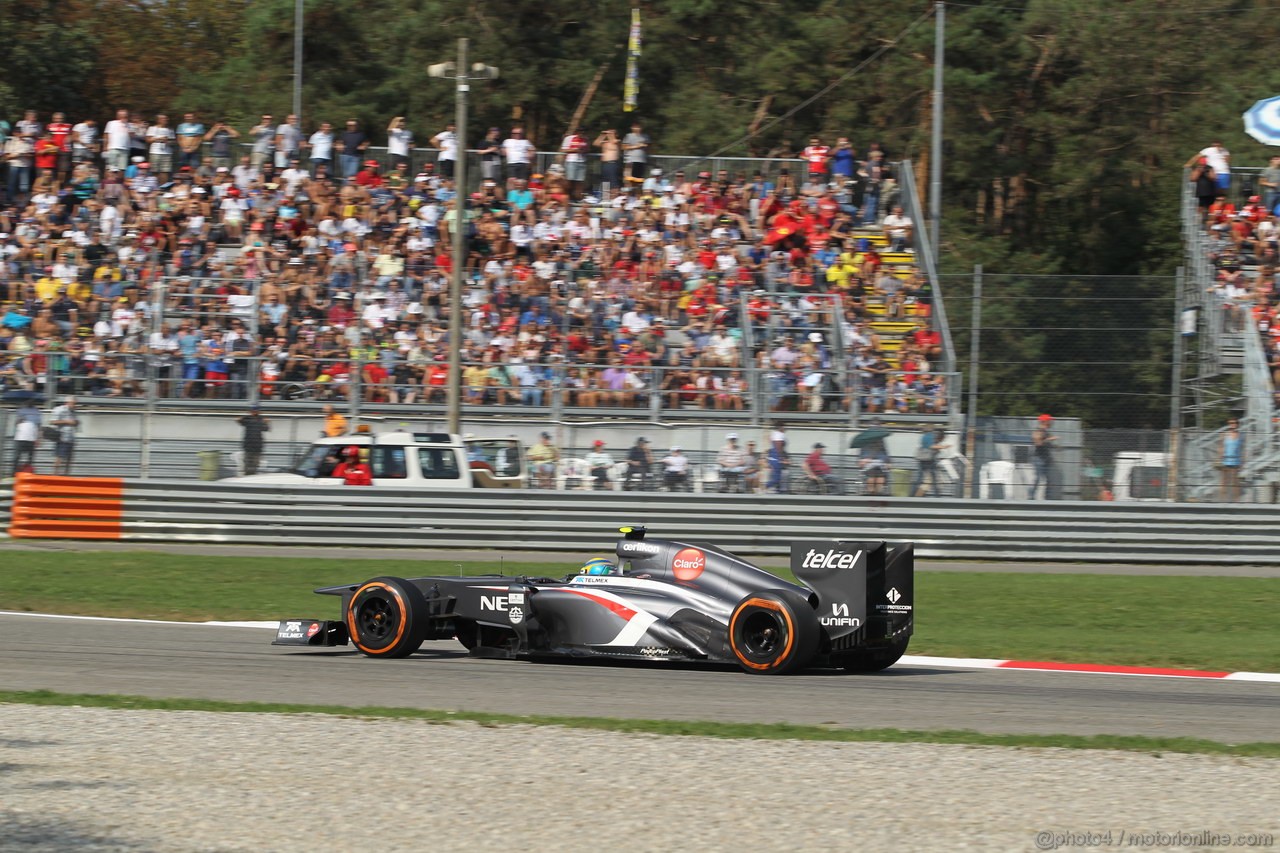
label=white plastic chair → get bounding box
[556,457,591,491]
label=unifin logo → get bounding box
[819,601,861,628]
[801,549,863,570]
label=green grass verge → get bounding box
[2,689,1276,757]
[3,551,1278,672]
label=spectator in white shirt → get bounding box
[502,126,534,184]
[387,117,414,171]
[103,109,131,171]
[307,122,335,175]
[432,122,457,179]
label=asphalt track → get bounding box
[3,614,1278,743]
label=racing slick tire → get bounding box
[838,636,910,673]
[346,577,428,658]
[728,588,820,674]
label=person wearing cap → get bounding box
[717,433,747,493]
[354,158,383,188]
[332,445,373,486]
[236,405,271,475]
[661,445,691,492]
[803,442,842,494]
[586,439,614,490]
[624,436,653,491]
[1031,414,1057,500]
[527,431,560,490]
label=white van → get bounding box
[231,432,526,489]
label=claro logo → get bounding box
[800,549,863,570]
[671,548,706,581]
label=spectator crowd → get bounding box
[1194,143,1280,404]
[1,108,950,417]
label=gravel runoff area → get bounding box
[2,706,1278,852]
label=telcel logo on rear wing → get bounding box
[790,540,870,638]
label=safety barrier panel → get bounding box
[4,479,1278,563]
[9,474,124,540]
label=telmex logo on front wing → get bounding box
[800,549,863,569]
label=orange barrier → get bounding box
[9,473,124,540]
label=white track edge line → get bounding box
[3,611,1278,682]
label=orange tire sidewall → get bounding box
[346,581,408,656]
[729,597,796,672]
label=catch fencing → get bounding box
[4,475,1277,563]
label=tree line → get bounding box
[5,0,1275,426]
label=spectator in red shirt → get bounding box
[333,446,373,485]
[912,320,943,362]
[34,132,59,173]
[355,160,384,187]
[802,136,831,187]
[47,112,72,180]
[802,442,842,494]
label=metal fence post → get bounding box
[966,264,982,497]
[1168,267,1185,501]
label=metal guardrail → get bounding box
[5,480,1278,563]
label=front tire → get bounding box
[345,577,428,658]
[839,636,910,673]
[728,589,820,674]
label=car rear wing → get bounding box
[791,540,914,646]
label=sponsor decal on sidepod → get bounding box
[671,548,706,581]
[620,541,661,556]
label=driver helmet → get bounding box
[580,557,617,576]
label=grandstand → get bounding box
[1179,160,1280,501]
[0,116,956,432]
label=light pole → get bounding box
[293,0,303,128]
[429,38,498,435]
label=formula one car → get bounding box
[272,527,914,674]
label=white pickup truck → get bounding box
[231,432,526,489]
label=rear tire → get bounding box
[346,577,428,658]
[728,589,820,674]
[839,636,910,673]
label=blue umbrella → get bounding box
[1244,96,1280,146]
